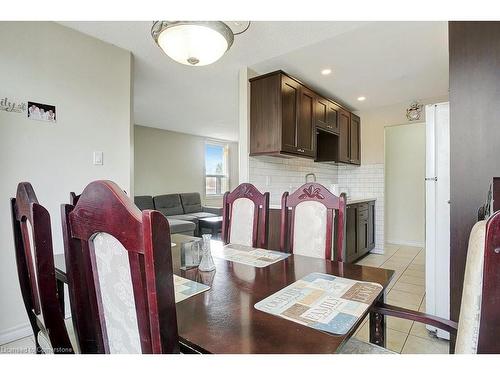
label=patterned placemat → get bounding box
[174,275,210,303]
[215,244,290,268]
[254,272,382,335]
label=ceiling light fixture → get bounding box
[357,96,366,101]
[321,68,332,75]
[151,21,250,66]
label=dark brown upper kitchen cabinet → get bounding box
[250,70,360,165]
[338,108,351,163]
[315,97,339,134]
[337,109,360,165]
[296,84,315,156]
[350,113,361,165]
[250,71,315,158]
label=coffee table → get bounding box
[198,216,223,237]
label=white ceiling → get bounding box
[60,21,448,141]
[251,21,449,111]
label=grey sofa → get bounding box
[134,192,222,236]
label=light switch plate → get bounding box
[93,151,103,165]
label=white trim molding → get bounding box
[0,322,32,346]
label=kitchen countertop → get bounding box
[346,197,377,205]
[269,197,376,209]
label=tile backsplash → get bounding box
[249,156,338,205]
[249,156,385,252]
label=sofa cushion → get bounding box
[166,218,196,234]
[189,212,217,219]
[134,195,154,211]
[166,214,199,223]
[154,194,184,216]
[180,193,202,214]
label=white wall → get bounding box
[238,67,258,183]
[0,22,133,344]
[358,96,448,164]
[385,123,426,246]
[134,125,238,206]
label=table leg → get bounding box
[369,294,386,347]
[56,278,65,314]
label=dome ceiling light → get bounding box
[151,21,250,66]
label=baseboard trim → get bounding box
[386,239,425,248]
[0,323,32,346]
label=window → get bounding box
[205,142,229,196]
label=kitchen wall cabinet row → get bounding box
[249,70,360,165]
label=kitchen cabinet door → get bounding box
[296,86,316,157]
[315,96,329,131]
[350,113,361,165]
[345,205,358,262]
[368,201,376,250]
[357,207,369,255]
[327,101,340,134]
[338,108,351,163]
[281,74,300,154]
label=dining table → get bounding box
[53,234,394,354]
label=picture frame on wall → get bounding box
[27,101,56,122]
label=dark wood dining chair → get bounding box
[344,208,500,354]
[10,182,74,354]
[222,183,270,248]
[280,182,345,261]
[61,180,179,354]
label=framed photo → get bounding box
[27,101,56,123]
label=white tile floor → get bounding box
[1,244,449,354]
[354,244,450,354]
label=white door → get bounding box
[425,102,450,339]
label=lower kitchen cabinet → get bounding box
[345,200,376,263]
[367,200,376,250]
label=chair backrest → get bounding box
[61,180,179,354]
[455,210,500,354]
[221,183,269,248]
[280,183,345,261]
[11,182,73,353]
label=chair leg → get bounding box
[369,295,386,348]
